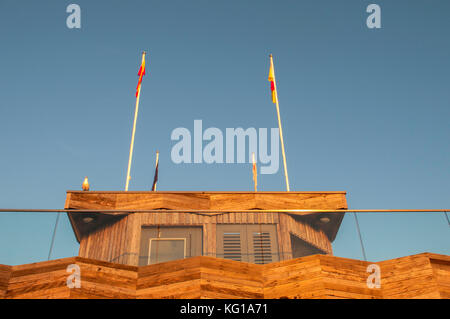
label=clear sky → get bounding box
[0,0,448,265]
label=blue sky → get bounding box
[0,0,448,265]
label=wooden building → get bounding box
[0,190,448,299]
[64,191,348,266]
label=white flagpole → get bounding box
[270,54,290,192]
[125,51,146,191]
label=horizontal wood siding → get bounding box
[0,253,447,299]
[378,254,450,299]
[66,191,348,211]
[0,265,11,298]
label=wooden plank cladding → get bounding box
[75,212,332,265]
[65,191,348,211]
[0,253,448,299]
[0,265,11,298]
[378,253,450,298]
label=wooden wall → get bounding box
[0,253,448,299]
[0,265,11,299]
[136,257,264,299]
[78,212,332,266]
[78,216,131,265]
[378,253,450,299]
[263,255,383,299]
[4,258,75,299]
[430,256,450,298]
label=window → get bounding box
[139,226,202,266]
[149,238,186,264]
[217,225,278,264]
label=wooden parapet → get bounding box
[65,191,348,211]
[0,253,448,299]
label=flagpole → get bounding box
[270,54,290,192]
[125,51,146,191]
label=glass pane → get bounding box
[150,239,185,264]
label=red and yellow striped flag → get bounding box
[135,53,146,97]
[268,57,277,104]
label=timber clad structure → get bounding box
[1,190,448,299]
[0,253,449,299]
[64,191,347,265]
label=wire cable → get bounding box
[47,213,60,260]
[353,212,367,261]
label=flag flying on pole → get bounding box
[152,151,159,191]
[125,52,147,191]
[136,54,146,97]
[268,54,290,191]
[252,152,257,192]
[268,59,277,104]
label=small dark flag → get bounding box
[152,151,159,191]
